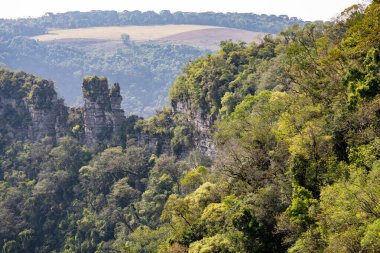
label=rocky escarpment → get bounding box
[0,69,69,145]
[27,80,69,141]
[133,109,173,156]
[82,76,126,147]
[0,70,127,149]
[171,99,215,156]
[0,68,214,158]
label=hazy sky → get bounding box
[0,0,364,21]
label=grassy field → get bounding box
[158,27,267,50]
[32,25,268,50]
[33,25,221,42]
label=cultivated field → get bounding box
[33,25,221,42]
[32,25,269,50]
[158,27,267,50]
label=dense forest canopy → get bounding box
[1,1,380,253]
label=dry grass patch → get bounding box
[32,25,221,42]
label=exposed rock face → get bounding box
[0,71,127,149]
[172,99,216,156]
[27,98,68,141]
[0,69,215,158]
[0,71,69,144]
[136,132,171,155]
[27,80,69,142]
[82,76,126,147]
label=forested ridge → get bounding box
[1,1,380,253]
[0,10,305,39]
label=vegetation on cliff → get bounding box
[0,1,380,253]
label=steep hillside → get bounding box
[160,2,380,251]
[1,2,379,253]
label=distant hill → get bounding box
[32,25,268,51]
[33,25,219,42]
[0,10,306,116]
[0,10,306,38]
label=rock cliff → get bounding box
[0,70,130,151]
[0,69,213,157]
[0,69,69,145]
[27,80,69,142]
[82,76,126,147]
[171,99,216,156]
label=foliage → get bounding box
[1,1,380,253]
[170,39,284,120]
[120,33,132,46]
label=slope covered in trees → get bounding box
[0,10,305,37]
[1,1,380,253]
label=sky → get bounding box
[0,0,365,21]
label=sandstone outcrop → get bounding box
[82,76,126,147]
[171,99,215,156]
[0,70,69,144]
